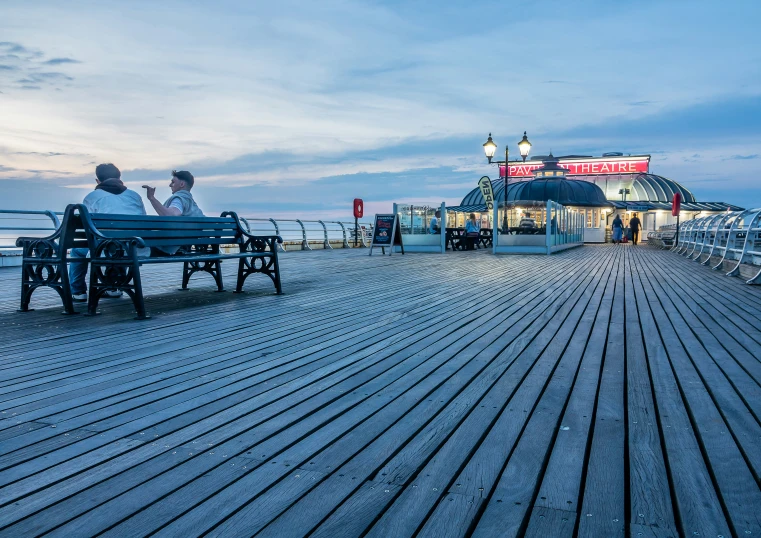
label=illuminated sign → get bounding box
[499,156,650,178]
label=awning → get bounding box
[609,201,744,211]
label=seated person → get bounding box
[143,170,204,254]
[429,210,441,234]
[69,163,149,302]
[464,213,480,250]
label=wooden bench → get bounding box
[17,204,283,319]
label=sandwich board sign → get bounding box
[369,214,404,256]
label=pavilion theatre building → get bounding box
[455,153,743,243]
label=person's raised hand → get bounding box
[142,185,156,199]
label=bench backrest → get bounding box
[60,205,242,251]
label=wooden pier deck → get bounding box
[1,245,760,537]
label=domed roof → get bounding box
[461,178,611,207]
[631,173,695,203]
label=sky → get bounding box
[1,0,760,220]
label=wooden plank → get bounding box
[631,251,732,537]
[575,249,626,538]
[623,249,676,536]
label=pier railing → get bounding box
[665,208,761,284]
[0,209,61,249]
[0,208,373,253]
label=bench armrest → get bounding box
[220,210,282,252]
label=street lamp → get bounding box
[482,131,531,232]
[518,131,532,162]
[619,188,630,203]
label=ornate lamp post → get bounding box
[483,131,531,232]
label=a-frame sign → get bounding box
[369,213,404,256]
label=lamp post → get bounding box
[483,131,531,233]
[619,188,630,203]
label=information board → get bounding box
[369,214,404,256]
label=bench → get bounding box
[647,230,676,249]
[17,204,283,319]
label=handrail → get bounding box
[0,209,61,249]
[237,217,372,251]
[662,208,761,284]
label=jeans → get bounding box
[632,230,640,245]
[69,248,89,294]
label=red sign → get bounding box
[353,198,363,218]
[672,192,681,216]
[499,157,649,178]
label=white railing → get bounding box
[668,208,761,284]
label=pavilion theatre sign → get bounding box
[499,156,650,178]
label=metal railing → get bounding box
[0,210,61,249]
[666,208,761,284]
[238,217,372,251]
[0,208,373,253]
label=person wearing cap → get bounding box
[142,170,204,255]
[69,163,148,302]
[143,170,204,218]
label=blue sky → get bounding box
[1,0,760,219]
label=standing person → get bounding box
[429,210,441,234]
[142,170,204,218]
[464,213,480,250]
[629,212,642,246]
[69,163,148,302]
[612,214,624,244]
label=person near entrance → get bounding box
[630,213,642,245]
[611,214,624,244]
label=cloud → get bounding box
[555,93,761,146]
[0,42,29,54]
[43,57,80,65]
[725,154,759,160]
[13,151,66,157]
[0,41,77,92]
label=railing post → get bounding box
[727,209,761,276]
[295,219,311,251]
[269,218,286,252]
[336,222,349,248]
[318,220,332,249]
[359,224,370,247]
[44,210,61,228]
[713,210,748,270]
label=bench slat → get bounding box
[95,230,239,240]
[92,221,238,232]
[91,214,235,224]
